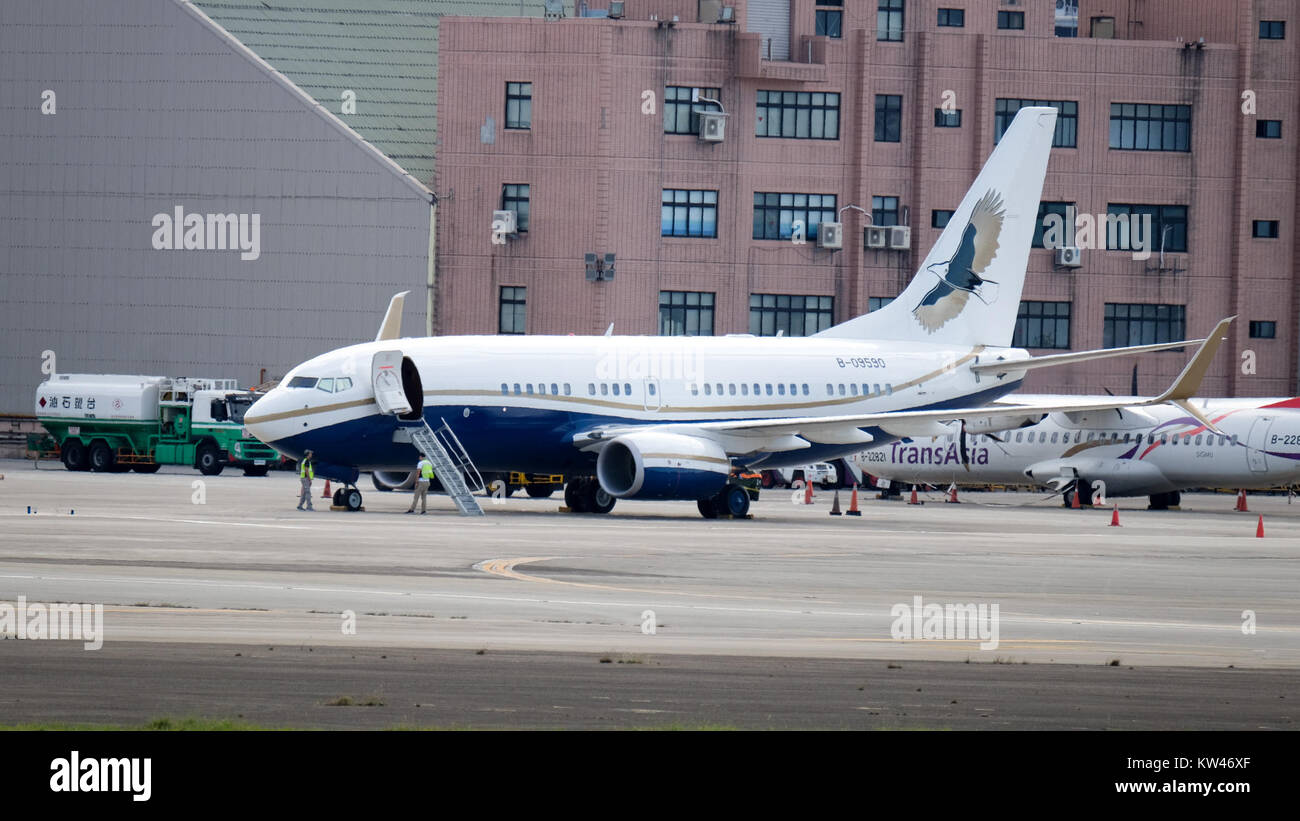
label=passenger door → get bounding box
[1246,416,1273,473]
[371,350,411,416]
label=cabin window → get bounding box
[1194,434,1202,445]
[612,383,620,396]
[741,383,749,396]
[500,383,509,395]
[1086,432,1095,441]
[766,384,773,395]
[626,383,632,396]
[826,384,834,396]
[550,383,558,395]
[729,384,736,396]
[1050,432,1059,443]
[601,384,609,396]
[776,384,785,395]
[564,383,572,395]
[513,383,522,395]
[648,384,656,396]
[1014,431,1022,442]
[704,384,712,395]
[588,383,596,395]
[886,384,893,395]
[691,383,699,395]
[802,384,810,395]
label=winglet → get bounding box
[375,291,410,342]
[1152,316,1234,430]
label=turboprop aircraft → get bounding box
[243,107,1231,518]
[854,396,1300,510]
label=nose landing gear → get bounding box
[332,484,364,512]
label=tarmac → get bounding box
[1,459,1297,728]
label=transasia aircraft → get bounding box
[243,107,1229,518]
[854,396,1300,509]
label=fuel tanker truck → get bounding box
[35,373,280,475]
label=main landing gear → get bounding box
[563,477,616,514]
[1147,490,1180,510]
[332,484,364,512]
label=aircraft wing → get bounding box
[573,317,1233,454]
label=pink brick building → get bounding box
[434,0,1300,396]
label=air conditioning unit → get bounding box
[818,222,843,249]
[865,226,888,249]
[492,209,517,237]
[698,111,727,142]
[887,225,911,250]
[1055,246,1083,267]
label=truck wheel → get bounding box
[525,484,555,499]
[723,485,751,518]
[89,440,115,472]
[61,440,89,471]
[486,478,514,498]
[132,463,162,474]
[242,466,269,477]
[196,444,223,476]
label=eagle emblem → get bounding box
[913,189,1006,333]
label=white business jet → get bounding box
[243,107,1230,518]
[854,396,1300,509]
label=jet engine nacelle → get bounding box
[596,432,731,500]
[1025,458,1168,496]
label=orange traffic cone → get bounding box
[321,479,332,499]
[908,485,921,505]
[1070,483,1082,509]
[1109,505,1121,527]
[829,490,842,516]
[945,482,960,504]
[847,484,862,516]
[803,480,813,505]
[1256,514,1265,538]
[1235,489,1249,512]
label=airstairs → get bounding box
[409,419,485,516]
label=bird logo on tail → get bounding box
[913,189,1006,334]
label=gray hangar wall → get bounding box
[0,0,432,416]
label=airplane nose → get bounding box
[243,391,279,444]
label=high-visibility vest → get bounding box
[419,459,434,481]
[299,460,313,479]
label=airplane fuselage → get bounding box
[855,397,1300,496]
[246,334,1029,478]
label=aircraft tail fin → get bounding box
[375,291,410,342]
[815,106,1058,347]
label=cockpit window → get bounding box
[287,376,318,389]
[335,377,352,392]
[317,378,335,393]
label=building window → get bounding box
[937,8,965,27]
[749,294,834,337]
[659,291,715,336]
[934,108,962,127]
[501,184,530,232]
[1104,303,1186,348]
[1257,119,1283,139]
[875,94,902,142]
[1106,204,1187,253]
[1260,20,1286,40]
[753,192,837,240]
[662,189,718,237]
[997,10,1025,30]
[756,90,841,140]
[872,196,900,227]
[816,1,843,38]
[995,99,1078,147]
[869,296,896,311]
[1249,321,1277,339]
[1109,103,1191,152]
[1253,219,1280,238]
[505,82,532,130]
[499,286,526,334]
[664,86,721,135]
[1090,16,1116,38]
[1034,202,1075,248]
[878,0,904,41]
[1014,301,1071,349]
[931,209,953,228]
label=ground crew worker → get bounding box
[406,455,435,514]
[297,450,315,511]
